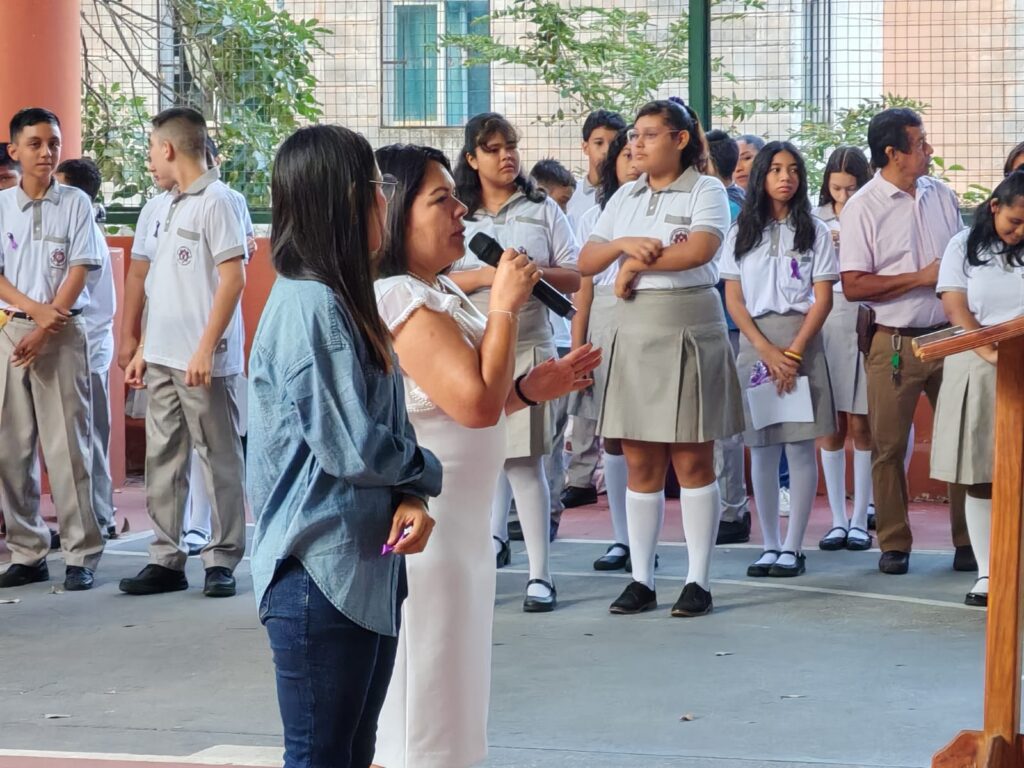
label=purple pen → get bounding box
[381,526,414,556]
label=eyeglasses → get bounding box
[371,173,398,203]
[627,129,681,144]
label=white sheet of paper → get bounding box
[746,376,814,430]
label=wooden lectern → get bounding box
[913,316,1024,767]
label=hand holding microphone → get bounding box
[490,247,541,314]
[469,233,577,319]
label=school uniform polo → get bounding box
[814,204,843,294]
[588,167,731,290]
[566,176,597,228]
[719,217,838,316]
[0,179,105,570]
[938,229,1024,326]
[131,190,172,262]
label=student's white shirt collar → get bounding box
[174,167,221,199]
[474,189,525,218]
[15,177,62,210]
[629,166,702,197]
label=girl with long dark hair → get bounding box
[814,146,875,551]
[580,98,742,617]
[246,125,442,768]
[932,171,1024,607]
[449,113,581,612]
[721,141,838,578]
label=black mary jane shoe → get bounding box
[523,579,556,613]
[768,551,807,578]
[593,543,630,571]
[818,526,848,551]
[494,537,511,569]
[965,577,989,608]
[746,550,781,578]
[845,526,873,551]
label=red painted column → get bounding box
[0,0,82,156]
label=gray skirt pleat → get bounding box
[930,350,996,485]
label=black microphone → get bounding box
[468,233,576,319]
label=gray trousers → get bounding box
[715,329,749,523]
[0,317,104,568]
[90,369,115,531]
[144,364,246,571]
[544,390,570,517]
[566,413,600,489]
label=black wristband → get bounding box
[514,374,539,407]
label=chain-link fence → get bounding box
[80,0,1024,220]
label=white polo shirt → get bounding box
[566,175,597,229]
[937,229,1024,327]
[135,168,247,376]
[131,191,173,261]
[588,167,731,291]
[814,203,844,294]
[576,203,618,287]
[455,191,579,272]
[719,216,839,318]
[228,188,254,239]
[83,222,117,373]
[0,180,102,311]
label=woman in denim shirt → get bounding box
[246,125,442,768]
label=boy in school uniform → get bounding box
[565,109,627,229]
[55,158,118,540]
[0,108,106,591]
[118,107,247,598]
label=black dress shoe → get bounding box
[523,579,556,613]
[64,565,94,591]
[953,545,977,572]
[670,582,713,617]
[609,581,657,614]
[561,485,598,508]
[965,577,988,607]
[818,526,848,551]
[0,560,49,588]
[494,537,511,569]
[878,550,910,575]
[119,564,188,595]
[747,550,781,578]
[845,527,873,551]
[768,551,806,577]
[716,511,751,545]
[203,567,236,598]
[593,543,630,571]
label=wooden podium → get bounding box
[914,316,1024,767]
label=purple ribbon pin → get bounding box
[790,256,801,280]
[749,360,771,387]
[6,233,17,251]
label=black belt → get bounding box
[8,308,83,320]
[875,322,950,338]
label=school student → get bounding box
[566,109,627,229]
[0,108,106,591]
[580,98,741,616]
[118,107,248,598]
[0,150,20,190]
[55,158,118,539]
[721,141,838,578]
[450,112,581,612]
[814,147,874,551]
[733,134,766,193]
[932,172,1024,606]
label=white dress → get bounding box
[373,274,507,768]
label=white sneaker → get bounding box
[778,487,791,517]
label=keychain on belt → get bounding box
[890,332,902,386]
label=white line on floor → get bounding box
[0,747,278,765]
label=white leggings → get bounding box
[750,440,817,553]
[491,456,551,583]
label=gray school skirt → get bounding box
[595,286,744,444]
[468,290,554,459]
[567,286,617,423]
[930,350,996,485]
[736,311,837,447]
[821,291,868,415]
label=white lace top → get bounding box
[375,274,488,414]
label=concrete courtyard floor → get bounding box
[0,490,995,768]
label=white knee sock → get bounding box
[491,471,513,554]
[782,440,818,557]
[851,448,873,531]
[505,457,552,594]
[603,452,629,551]
[965,494,991,592]
[750,444,783,552]
[680,481,720,590]
[904,423,915,475]
[819,447,848,530]
[625,488,664,590]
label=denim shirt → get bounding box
[246,276,443,636]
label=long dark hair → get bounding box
[634,97,707,176]
[270,124,392,371]
[597,128,631,210]
[818,146,871,207]
[966,170,1024,268]
[374,144,454,278]
[735,141,816,258]
[1004,141,1024,177]
[454,112,544,219]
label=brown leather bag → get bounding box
[856,304,876,356]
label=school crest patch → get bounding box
[49,247,67,268]
[177,246,193,267]
[670,227,689,245]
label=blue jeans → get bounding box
[260,557,400,768]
